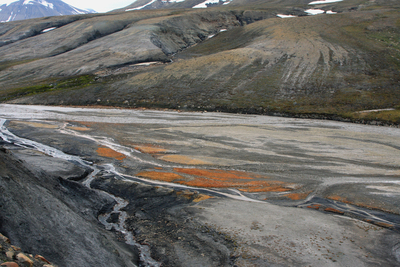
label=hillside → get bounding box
[0,0,399,124]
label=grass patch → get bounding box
[0,75,96,102]
[346,109,400,124]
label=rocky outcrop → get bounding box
[0,145,138,267]
[0,232,54,267]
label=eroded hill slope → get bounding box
[0,0,399,124]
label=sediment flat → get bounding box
[1,104,399,266]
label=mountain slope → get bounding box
[0,0,94,22]
[0,0,399,124]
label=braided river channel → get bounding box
[1,104,400,266]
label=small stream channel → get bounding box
[1,109,400,257]
[0,118,161,267]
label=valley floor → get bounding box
[0,104,400,266]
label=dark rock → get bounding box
[0,145,138,267]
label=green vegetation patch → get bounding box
[0,75,96,102]
[346,109,400,124]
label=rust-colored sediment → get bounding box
[307,204,321,210]
[327,195,394,214]
[327,195,352,204]
[239,180,292,193]
[324,207,345,215]
[175,168,295,192]
[176,190,195,200]
[97,147,126,161]
[374,222,394,228]
[177,177,256,188]
[176,190,213,202]
[174,168,262,180]
[159,155,211,165]
[285,191,312,200]
[193,194,213,202]
[238,182,292,193]
[137,167,297,193]
[12,121,58,129]
[137,171,184,182]
[134,144,168,154]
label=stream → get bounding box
[0,118,161,267]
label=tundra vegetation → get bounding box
[0,0,398,125]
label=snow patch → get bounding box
[2,0,18,6]
[125,0,157,11]
[3,11,15,22]
[161,0,185,2]
[309,0,342,4]
[326,10,337,14]
[277,14,297,18]
[70,6,86,14]
[193,0,219,8]
[131,61,159,66]
[23,0,54,9]
[6,13,13,22]
[305,9,325,15]
[207,29,227,38]
[42,27,56,33]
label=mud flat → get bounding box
[0,104,400,266]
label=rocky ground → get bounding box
[0,104,399,266]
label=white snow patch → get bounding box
[305,9,325,15]
[70,6,86,14]
[23,0,54,9]
[40,0,54,9]
[326,10,337,14]
[309,0,342,4]
[2,0,18,6]
[125,0,157,11]
[4,11,13,22]
[131,61,159,66]
[207,29,226,38]
[41,27,56,33]
[192,0,219,9]
[356,108,395,113]
[277,14,297,18]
